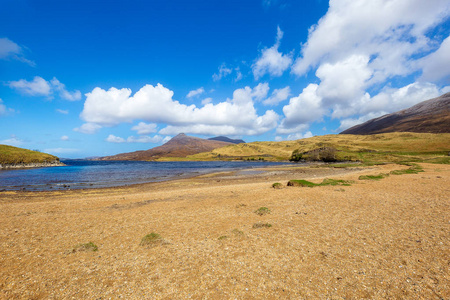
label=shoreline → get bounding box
[1,163,448,298]
[0,160,65,170]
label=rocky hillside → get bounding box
[341,92,450,135]
[99,133,233,161]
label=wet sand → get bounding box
[0,163,449,299]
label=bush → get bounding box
[72,242,98,252]
[252,223,272,229]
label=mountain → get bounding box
[99,133,233,161]
[341,92,450,135]
[208,136,245,144]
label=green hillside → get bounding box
[173,132,450,164]
[0,145,60,165]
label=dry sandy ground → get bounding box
[0,163,448,299]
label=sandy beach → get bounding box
[0,163,449,299]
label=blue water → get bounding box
[0,160,289,191]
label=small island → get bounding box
[0,145,64,169]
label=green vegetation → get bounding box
[0,144,60,165]
[231,229,244,236]
[287,178,353,187]
[72,242,98,252]
[254,207,271,216]
[359,173,390,180]
[140,233,163,246]
[390,163,424,175]
[272,182,283,189]
[252,223,272,229]
[218,235,228,240]
[181,132,450,164]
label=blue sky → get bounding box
[1,0,449,158]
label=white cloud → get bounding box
[292,0,450,78]
[80,83,279,136]
[278,0,450,134]
[50,78,82,101]
[276,131,313,141]
[60,135,69,141]
[56,109,69,114]
[8,76,81,100]
[420,35,450,82]
[235,67,243,82]
[251,82,270,101]
[0,98,14,116]
[74,123,102,134]
[252,26,292,79]
[278,84,325,134]
[106,134,167,144]
[0,38,35,66]
[9,76,51,96]
[201,98,213,105]
[131,122,158,134]
[186,87,205,98]
[263,86,290,106]
[106,134,126,143]
[1,135,24,147]
[212,63,232,81]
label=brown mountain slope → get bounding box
[341,92,450,135]
[99,133,233,161]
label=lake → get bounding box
[0,160,289,191]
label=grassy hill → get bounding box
[165,132,450,164]
[0,145,60,166]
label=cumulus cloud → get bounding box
[74,123,102,134]
[60,135,69,141]
[105,134,126,143]
[278,84,326,134]
[263,86,290,106]
[0,37,35,66]
[277,0,450,137]
[420,35,450,82]
[8,76,81,100]
[186,87,205,98]
[253,26,292,79]
[131,122,158,134]
[80,83,279,136]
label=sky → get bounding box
[1,0,450,158]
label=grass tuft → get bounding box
[272,182,283,189]
[72,242,98,252]
[252,223,272,229]
[288,178,353,187]
[254,207,271,216]
[359,173,390,180]
[140,233,162,246]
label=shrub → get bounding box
[287,179,317,187]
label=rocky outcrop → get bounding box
[0,160,65,169]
